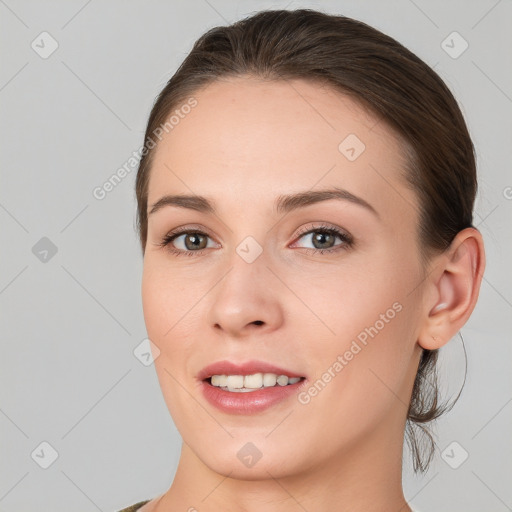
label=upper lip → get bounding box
[197,360,305,381]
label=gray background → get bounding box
[0,1,511,511]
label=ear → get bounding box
[418,227,486,350]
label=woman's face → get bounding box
[142,77,427,479]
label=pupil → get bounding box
[185,234,205,250]
[314,232,333,249]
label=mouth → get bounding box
[204,373,306,392]
[197,359,306,389]
[197,360,307,413]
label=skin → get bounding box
[139,76,485,512]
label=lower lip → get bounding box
[200,379,307,415]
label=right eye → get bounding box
[157,229,218,257]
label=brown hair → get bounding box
[135,8,476,473]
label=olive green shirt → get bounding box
[117,499,151,511]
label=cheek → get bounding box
[297,255,419,400]
[141,260,209,387]
[297,261,407,344]
[141,260,200,339]
[141,264,202,427]
[293,304,414,454]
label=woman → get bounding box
[118,8,485,512]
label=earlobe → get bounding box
[418,227,485,351]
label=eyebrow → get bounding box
[148,187,379,218]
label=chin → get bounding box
[190,435,313,481]
[203,455,301,481]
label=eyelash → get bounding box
[156,223,354,258]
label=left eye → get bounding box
[293,226,352,251]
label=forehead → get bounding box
[147,77,416,221]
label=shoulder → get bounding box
[116,499,151,512]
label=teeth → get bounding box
[226,375,244,390]
[211,374,227,387]
[244,373,263,389]
[263,373,277,387]
[209,372,303,391]
[276,375,288,386]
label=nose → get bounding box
[206,255,284,339]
